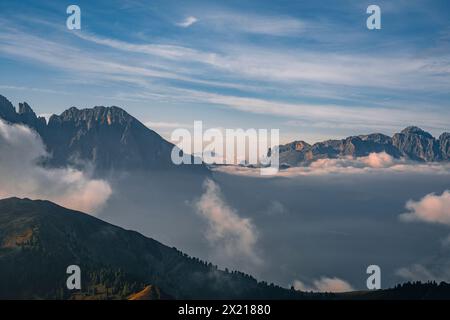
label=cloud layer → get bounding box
[195,178,260,267]
[0,120,112,213]
[400,190,450,225]
[213,152,450,177]
[293,277,354,293]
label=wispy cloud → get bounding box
[73,32,210,62]
[202,11,305,36]
[195,179,261,267]
[176,16,198,28]
[0,29,181,82]
[73,30,450,92]
[179,90,449,131]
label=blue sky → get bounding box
[0,0,449,143]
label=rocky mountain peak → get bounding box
[17,102,41,124]
[52,105,135,127]
[0,94,18,121]
[0,95,189,172]
[0,96,46,131]
[18,102,35,115]
[400,126,433,139]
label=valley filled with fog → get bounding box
[96,166,450,291]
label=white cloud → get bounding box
[293,277,354,293]
[0,120,112,213]
[176,16,198,28]
[195,178,260,266]
[400,190,450,225]
[360,152,396,168]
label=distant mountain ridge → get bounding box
[0,94,205,173]
[277,126,450,167]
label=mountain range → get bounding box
[1,94,449,171]
[0,94,205,173]
[277,127,450,167]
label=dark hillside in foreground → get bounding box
[0,197,309,299]
[1,197,449,300]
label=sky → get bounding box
[0,0,449,144]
